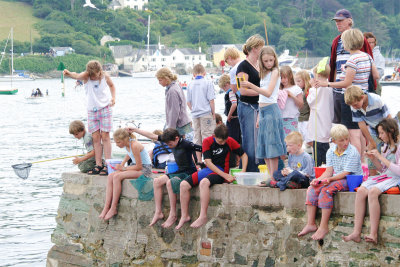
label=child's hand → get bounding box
[366,149,380,159]
[126,127,137,133]
[367,141,377,151]
[115,164,124,171]
[110,97,115,106]
[281,168,289,176]
[224,173,235,183]
[63,69,70,76]
[240,80,251,89]
[72,157,81,165]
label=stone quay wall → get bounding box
[47,172,400,266]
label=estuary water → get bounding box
[0,75,399,266]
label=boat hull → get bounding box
[0,88,18,95]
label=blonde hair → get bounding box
[69,120,85,134]
[113,128,136,142]
[341,28,364,51]
[218,74,230,89]
[243,34,265,56]
[312,64,331,79]
[224,47,240,61]
[86,60,103,78]
[295,70,311,95]
[330,124,349,140]
[153,129,163,136]
[193,64,205,75]
[344,85,364,105]
[156,67,177,82]
[284,131,303,145]
[280,66,295,89]
[259,46,279,79]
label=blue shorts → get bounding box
[184,166,224,187]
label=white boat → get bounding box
[0,28,18,94]
[278,49,298,68]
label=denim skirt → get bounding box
[257,104,287,159]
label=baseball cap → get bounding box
[332,9,352,20]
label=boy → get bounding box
[215,113,223,126]
[223,47,243,94]
[344,85,391,175]
[176,124,248,230]
[187,64,216,161]
[218,74,241,144]
[129,127,202,228]
[298,124,362,240]
[69,120,103,173]
[272,131,314,191]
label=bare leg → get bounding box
[92,130,103,167]
[176,181,192,230]
[161,179,178,228]
[265,158,278,178]
[349,129,362,157]
[298,205,318,236]
[343,187,368,242]
[365,187,382,244]
[149,175,168,226]
[99,172,115,219]
[312,208,332,240]
[191,179,211,228]
[101,131,112,160]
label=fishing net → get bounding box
[169,173,190,194]
[11,163,32,179]
[130,175,154,201]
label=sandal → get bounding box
[99,165,108,176]
[88,165,103,175]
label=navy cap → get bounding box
[332,9,352,20]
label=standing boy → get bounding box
[187,64,216,161]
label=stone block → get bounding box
[200,248,211,256]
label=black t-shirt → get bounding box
[224,91,238,117]
[236,60,260,104]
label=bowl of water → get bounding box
[234,172,265,186]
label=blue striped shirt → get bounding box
[326,144,362,175]
[351,93,390,135]
[334,38,350,94]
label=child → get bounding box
[295,70,311,142]
[298,124,362,240]
[218,74,241,144]
[215,113,223,126]
[69,120,103,173]
[187,64,216,161]
[240,46,286,176]
[307,61,334,166]
[129,127,202,228]
[64,60,116,175]
[149,130,172,170]
[343,118,400,244]
[344,85,391,176]
[223,47,243,94]
[272,132,314,190]
[176,124,248,229]
[278,66,304,137]
[99,128,152,220]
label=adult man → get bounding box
[364,32,385,95]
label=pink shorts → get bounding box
[87,105,113,133]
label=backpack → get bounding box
[152,141,172,169]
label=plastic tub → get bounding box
[167,161,179,174]
[347,175,363,192]
[314,167,327,178]
[230,168,242,176]
[234,172,265,186]
[106,159,122,174]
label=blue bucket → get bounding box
[167,161,179,174]
[346,175,363,192]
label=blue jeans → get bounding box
[237,101,259,172]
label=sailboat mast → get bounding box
[146,15,150,71]
[11,27,13,87]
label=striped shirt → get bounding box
[334,38,350,94]
[326,144,362,175]
[345,52,373,92]
[351,93,390,135]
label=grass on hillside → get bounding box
[0,0,41,42]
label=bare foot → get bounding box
[149,212,164,226]
[99,208,109,219]
[364,234,378,244]
[312,227,329,240]
[190,216,208,228]
[104,208,117,220]
[175,216,191,230]
[298,224,317,237]
[342,232,361,243]
[161,215,177,228]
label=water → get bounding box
[0,75,398,266]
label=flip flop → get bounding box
[88,165,103,175]
[99,165,108,176]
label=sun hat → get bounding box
[332,9,352,20]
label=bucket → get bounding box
[106,159,122,174]
[230,168,242,176]
[346,175,363,192]
[258,164,269,174]
[314,167,326,178]
[167,161,179,174]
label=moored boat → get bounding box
[0,88,18,95]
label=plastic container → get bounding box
[230,168,242,176]
[234,172,265,186]
[106,159,123,174]
[258,164,269,175]
[167,161,179,174]
[347,175,363,192]
[314,167,327,178]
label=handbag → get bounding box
[367,56,376,93]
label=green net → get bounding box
[130,175,154,201]
[169,173,190,194]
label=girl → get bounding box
[99,128,152,220]
[295,70,311,143]
[241,46,286,177]
[64,61,116,175]
[278,66,304,137]
[343,118,400,244]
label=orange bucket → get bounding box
[314,167,326,178]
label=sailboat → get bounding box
[0,28,18,95]
[131,15,157,78]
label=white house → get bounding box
[49,47,75,57]
[109,45,133,65]
[108,0,148,11]
[170,48,210,69]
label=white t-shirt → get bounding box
[281,85,302,119]
[259,72,280,104]
[229,61,242,85]
[85,77,112,111]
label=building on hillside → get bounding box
[102,63,119,77]
[109,45,133,66]
[108,0,148,10]
[210,44,245,67]
[49,47,75,57]
[170,48,210,70]
[100,35,121,46]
